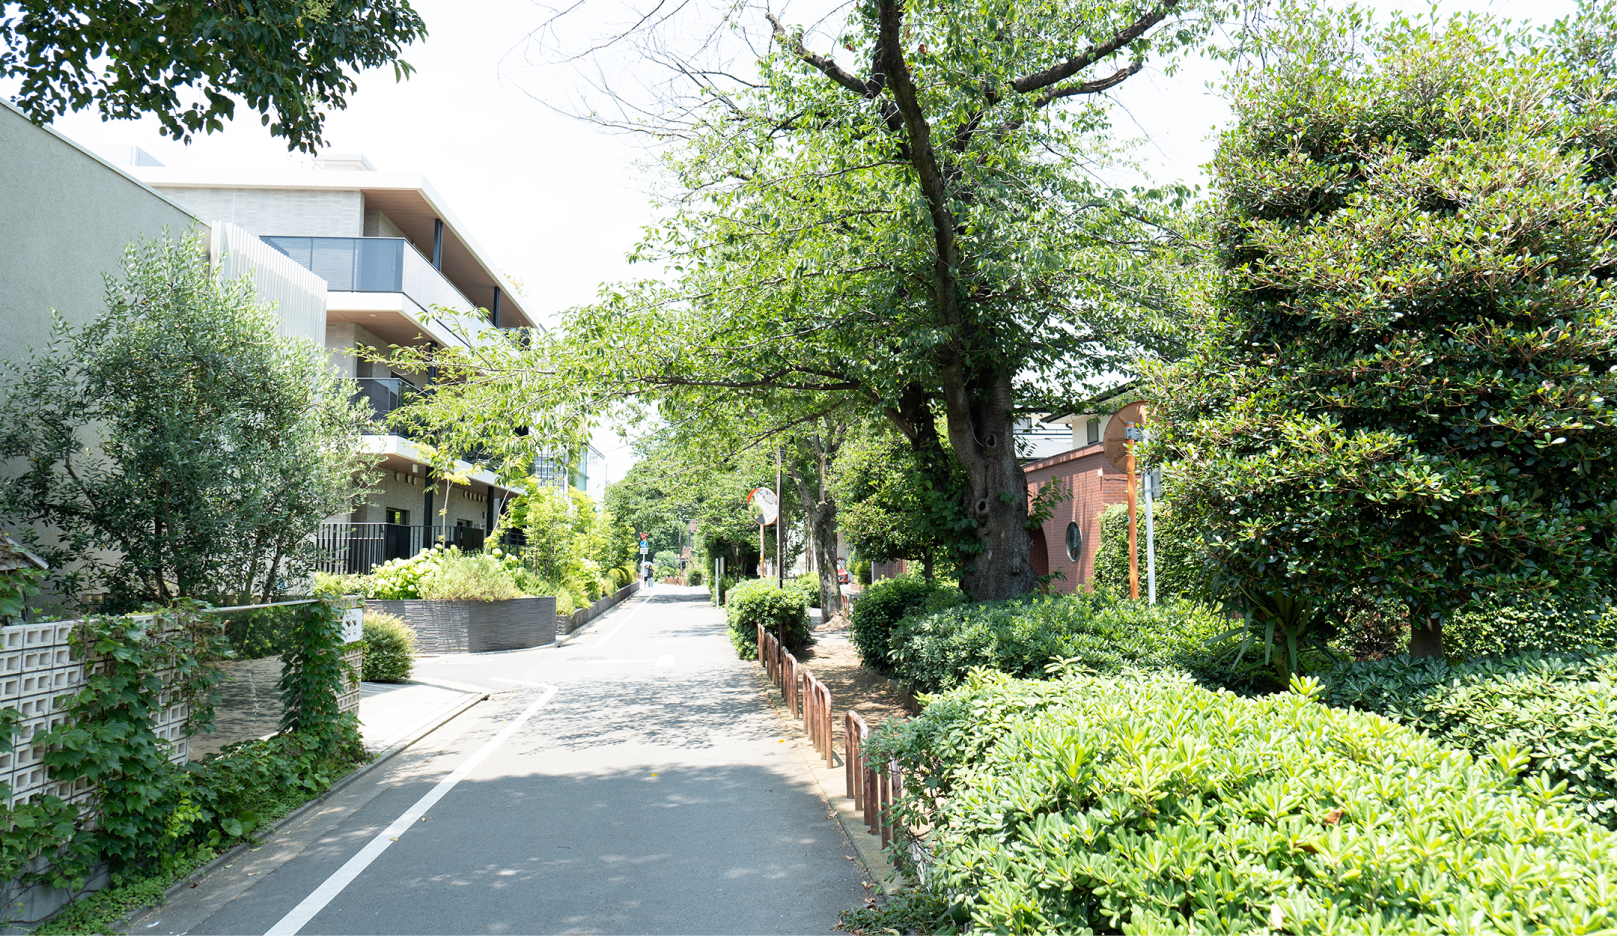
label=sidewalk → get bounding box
[357,677,487,752]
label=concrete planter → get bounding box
[559,582,640,637]
[366,597,558,653]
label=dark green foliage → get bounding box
[1444,592,1617,661]
[838,889,954,936]
[724,579,811,659]
[1,0,426,153]
[848,575,962,676]
[184,730,367,851]
[1146,10,1617,655]
[361,611,416,683]
[685,567,704,587]
[1092,502,1208,601]
[276,601,363,758]
[833,430,971,579]
[1324,652,1617,828]
[218,604,301,661]
[886,593,1232,695]
[872,669,1617,933]
[0,235,372,610]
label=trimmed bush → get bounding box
[1324,651,1617,829]
[1091,501,1208,601]
[1442,592,1617,661]
[874,669,1617,934]
[790,572,821,609]
[417,553,524,601]
[848,575,962,676]
[686,567,704,587]
[725,579,810,659]
[887,592,1232,694]
[361,611,416,682]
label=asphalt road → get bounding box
[137,586,869,935]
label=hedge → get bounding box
[724,579,811,659]
[885,592,1234,695]
[1324,651,1617,829]
[361,611,416,682]
[1091,501,1208,601]
[1442,592,1617,661]
[848,575,962,675]
[872,669,1617,934]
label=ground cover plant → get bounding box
[872,668,1617,934]
[885,592,1235,694]
[1325,651,1617,829]
[724,579,810,658]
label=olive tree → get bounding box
[0,233,376,609]
[1147,6,1617,658]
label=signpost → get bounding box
[748,487,779,580]
[1103,402,1157,604]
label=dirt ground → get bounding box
[795,609,916,751]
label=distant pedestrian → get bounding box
[642,559,653,587]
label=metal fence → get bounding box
[316,522,526,575]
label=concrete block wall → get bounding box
[0,621,189,811]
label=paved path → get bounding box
[138,586,868,935]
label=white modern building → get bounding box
[102,151,587,571]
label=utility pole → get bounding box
[776,447,785,590]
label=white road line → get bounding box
[587,594,657,648]
[263,684,560,936]
[489,676,547,686]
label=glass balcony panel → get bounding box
[357,238,404,292]
[310,239,358,291]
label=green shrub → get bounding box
[1324,651,1617,829]
[874,669,1617,934]
[887,592,1233,694]
[686,567,704,587]
[1442,592,1617,661]
[1092,502,1208,601]
[852,557,872,585]
[848,575,962,676]
[361,611,416,682]
[712,573,739,606]
[725,579,811,659]
[608,565,632,590]
[790,572,821,609]
[416,552,525,601]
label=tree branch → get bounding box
[1009,0,1180,95]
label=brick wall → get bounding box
[1023,445,1130,593]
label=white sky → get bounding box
[23,0,1583,480]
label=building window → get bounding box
[1086,418,1101,445]
[386,508,409,525]
[1065,521,1083,561]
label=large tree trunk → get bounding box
[1408,610,1444,658]
[942,369,1033,600]
[784,421,847,619]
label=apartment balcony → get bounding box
[352,377,420,439]
[264,235,492,348]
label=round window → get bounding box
[1065,521,1083,561]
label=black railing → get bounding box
[316,523,527,575]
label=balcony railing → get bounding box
[317,522,527,575]
[263,235,485,323]
[352,377,420,438]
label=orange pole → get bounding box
[1127,436,1139,601]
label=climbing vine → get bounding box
[276,600,363,757]
[40,603,225,874]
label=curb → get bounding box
[158,688,489,901]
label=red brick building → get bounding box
[1023,442,1131,593]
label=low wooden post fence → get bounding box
[754,623,901,846]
